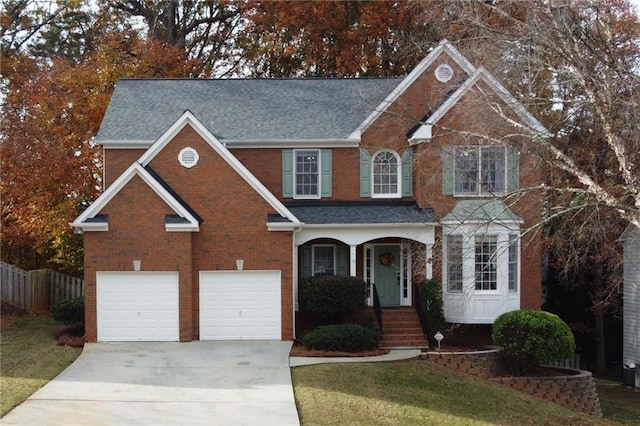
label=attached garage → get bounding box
[199,270,281,340]
[96,271,179,342]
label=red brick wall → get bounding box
[103,149,145,187]
[146,126,293,340]
[83,175,194,342]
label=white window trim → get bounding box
[453,146,507,197]
[311,244,335,276]
[442,224,520,296]
[371,149,402,199]
[293,149,321,199]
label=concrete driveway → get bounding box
[2,341,300,426]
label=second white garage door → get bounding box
[199,270,281,340]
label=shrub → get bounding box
[299,275,367,321]
[53,296,85,326]
[417,279,445,341]
[302,324,380,352]
[492,310,576,376]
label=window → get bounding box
[313,246,335,276]
[360,149,412,198]
[454,146,506,195]
[283,150,331,198]
[446,235,463,292]
[295,150,319,198]
[508,234,518,292]
[475,235,498,290]
[372,150,400,197]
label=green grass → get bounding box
[0,315,82,416]
[292,361,626,426]
[595,377,640,425]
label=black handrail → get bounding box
[372,283,383,333]
[414,285,429,340]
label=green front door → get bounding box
[374,245,401,306]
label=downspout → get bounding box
[292,226,302,340]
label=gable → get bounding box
[408,67,550,144]
[71,163,200,232]
[137,110,300,225]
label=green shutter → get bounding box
[301,246,312,279]
[401,149,413,197]
[321,149,332,197]
[507,147,519,192]
[336,246,348,276]
[442,146,455,195]
[282,150,293,198]
[360,149,371,197]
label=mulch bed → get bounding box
[56,325,86,348]
[290,343,388,357]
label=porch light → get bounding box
[434,331,444,350]
[133,260,142,271]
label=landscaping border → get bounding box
[420,348,602,416]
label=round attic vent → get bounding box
[435,64,454,83]
[179,147,199,168]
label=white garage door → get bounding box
[200,270,281,340]
[97,271,179,342]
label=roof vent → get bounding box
[179,147,199,168]
[435,64,454,83]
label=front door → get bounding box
[374,245,401,306]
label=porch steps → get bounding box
[379,307,429,349]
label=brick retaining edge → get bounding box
[420,349,602,417]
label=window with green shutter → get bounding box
[282,149,332,198]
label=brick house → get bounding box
[72,40,548,343]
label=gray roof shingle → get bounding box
[269,202,436,225]
[97,78,402,144]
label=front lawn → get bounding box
[292,361,617,425]
[595,377,640,425]
[0,314,82,416]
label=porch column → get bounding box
[426,244,433,280]
[349,244,357,276]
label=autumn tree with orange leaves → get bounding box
[1,30,202,272]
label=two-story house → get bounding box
[72,40,547,343]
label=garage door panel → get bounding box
[199,271,281,341]
[97,272,179,342]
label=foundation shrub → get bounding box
[299,276,367,322]
[492,309,576,376]
[302,324,381,352]
[53,296,85,327]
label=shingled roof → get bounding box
[96,78,402,145]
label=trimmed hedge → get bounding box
[299,275,367,320]
[53,296,85,326]
[302,324,381,352]
[492,309,576,376]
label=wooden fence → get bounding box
[0,261,84,313]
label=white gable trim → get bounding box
[71,163,200,232]
[138,110,300,224]
[350,40,476,139]
[409,67,550,144]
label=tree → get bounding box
[237,0,428,77]
[106,0,243,76]
[0,31,203,272]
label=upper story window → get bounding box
[442,146,519,196]
[372,150,401,197]
[295,150,319,198]
[282,149,332,199]
[455,147,505,195]
[360,148,413,198]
